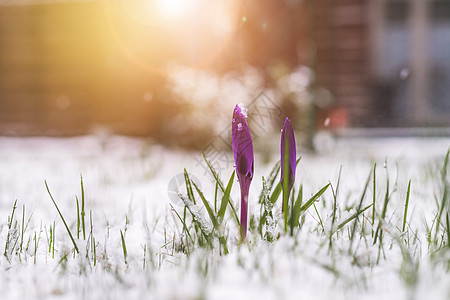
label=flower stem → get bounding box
[240,187,249,241]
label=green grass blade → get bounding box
[214,180,219,213]
[332,204,373,235]
[270,183,282,204]
[446,211,450,247]
[20,204,25,252]
[45,181,79,253]
[289,186,296,235]
[292,184,303,228]
[52,221,56,259]
[120,230,127,263]
[381,166,390,221]
[348,169,372,250]
[4,200,18,256]
[202,153,239,225]
[313,203,325,232]
[184,169,196,205]
[328,166,342,252]
[179,193,213,245]
[270,158,301,206]
[300,183,330,214]
[8,200,18,229]
[76,196,80,239]
[402,179,411,232]
[192,180,218,228]
[434,180,448,244]
[81,175,86,240]
[372,163,376,229]
[218,236,229,255]
[218,171,235,224]
[259,160,280,204]
[374,162,390,245]
[442,148,449,182]
[169,204,194,244]
[434,149,449,244]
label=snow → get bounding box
[0,135,449,299]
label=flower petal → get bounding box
[232,104,254,182]
[281,117,296,191]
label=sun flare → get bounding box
[156,0,190,18]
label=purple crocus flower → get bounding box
[232,104,254,240]
[281,117,296,213]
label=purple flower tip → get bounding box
[232,104,254,239]
[232,104,254,188]
[281,117,296,192]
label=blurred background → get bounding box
[0,0,449,149]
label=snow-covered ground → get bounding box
[0,135,449,300]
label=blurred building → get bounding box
[0,0,449,139]
[315,0,450,128]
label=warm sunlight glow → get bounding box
[156,0,190,18]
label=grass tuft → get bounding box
[45,181,79,254]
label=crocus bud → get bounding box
[232,104,254,240]
[281,117,296,214]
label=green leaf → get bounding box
[120,230,127,263]
[259,160,280,204]
[184,169,196,205]
[402,179,411,232]
[81,175,86,241]
[202,153,240,226]
[270,183,282,204]
[179,193,213,246]
[266,158,301,206]
[374,162,390,245]
[214,180,219,213]
[45,181,79,254]
[333,204,373,235]
[300,183,330,215]
[291,185,303,228]
[169,204,194,244]
[218,171,235,224]
[192,180,218,228]
[446,211,450,248]
[349,169,372,249]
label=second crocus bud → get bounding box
[281,117,296,231]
